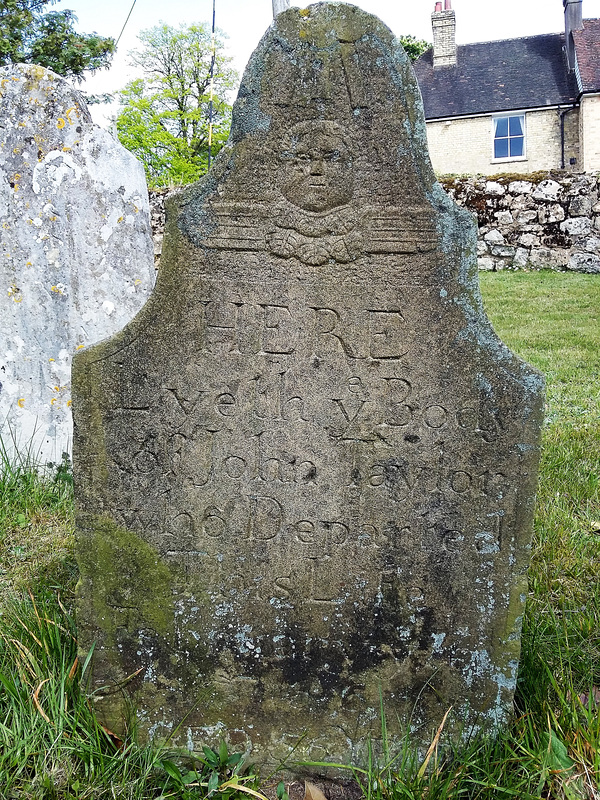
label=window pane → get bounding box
[494,138,509,158]
[510,136,524,157]
[495,117,508,137]
[509,116,523,135]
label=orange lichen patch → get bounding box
[8,284,22,303]
[56,106,79,129]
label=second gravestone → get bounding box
[0,64,155,464]
[74,4,544,769]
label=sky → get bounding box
[62,0,600,126]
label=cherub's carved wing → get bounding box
[364,207,438,253]
[204,201,269,251]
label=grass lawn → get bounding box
[0,270,599,799]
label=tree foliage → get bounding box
[399,34,430,62]
[116,23,238,188]
[0,0,115,78]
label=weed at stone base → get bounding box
[0,440,75,598]
[154,741,267,800]
[0,589,263,800]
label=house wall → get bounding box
[580,94,600,172]
[425,108,580,175]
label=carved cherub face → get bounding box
[280,121,354,212]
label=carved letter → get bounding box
[132,448,158,473]
[369,464,385,487]
[383,378,413,426]
[202,300,245,354]
[248,495,283,540]
[331,397,367,438]
[423,404,448,429]
[311,306,357,357]
[327,521,348,546]
[449,470,472,494]
[188,427,216,487]
[348,376,367,395]
[295,520,314,543]
[224,455,247,479]
[368,310,407,359]
[283,396,307,421]
[201,506,226,538]
[167,511,195,537]
[216,392,237,417]
[297,460,317,484]
[274,575,292,599]
[260,304,295,354]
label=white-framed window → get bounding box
[493,114,526,160]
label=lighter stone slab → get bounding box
[273,0,291,16]
[74,4,544,771]
[0,64,155,463]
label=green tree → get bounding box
[116,23,238,188]
[0,0,115,78]
[399,34,430,62]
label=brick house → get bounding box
[413,0,600,175]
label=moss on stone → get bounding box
[76,515,174,645]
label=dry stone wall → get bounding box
[441,173,600,274]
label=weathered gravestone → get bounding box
[74,3,544,770]
[0,64,155,464]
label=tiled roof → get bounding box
[573,19,600,92]
[414,33,579,120]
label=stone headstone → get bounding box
[74,4,544,770]
[0,64,155,464]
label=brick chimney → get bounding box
[432,0,457,68]
[564,0,584,71]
